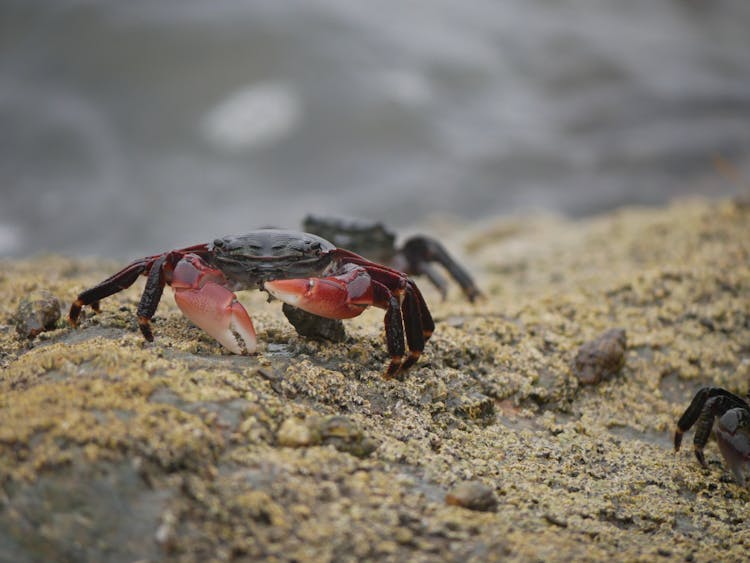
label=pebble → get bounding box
[276,415,377,456]
[282,303,346,342]
[277,417,320,447]
[319,416,378,458]
[445,481,498,512]
[12,290,61,339]
[572,328,627,385]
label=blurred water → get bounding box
[1,0,749,257]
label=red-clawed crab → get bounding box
[674,386,750,485]
[68,229,434,378]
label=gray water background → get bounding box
[2,0,749,258]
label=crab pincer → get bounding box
[170,254,257,355]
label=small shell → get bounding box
[572,328,627,385]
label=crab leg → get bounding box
[374,281,407,378]
[674,386,750,466]
[69,257,153,325]
[265,263,431,378]
[398,284,426,371]
[337,251,435,374]
[68,242,211,327]
[266,270,407,378]
[171,255,257,354]
[331,250,434,336]
[399,236,483,302]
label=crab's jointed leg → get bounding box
[397,236,483,303]
[265,258,433,379]
[265,266,406,377]
[68,242,211,334]
[337,251,434,375]
[674,385,750,469]
[171,254,257,354]
[69,257,154,325]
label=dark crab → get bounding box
[674,386,750,485]
[303,215,482,303]
[68,229,434,378]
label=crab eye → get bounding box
[213,238,225,249]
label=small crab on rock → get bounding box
[303,215,482,302]
[68,229,434,378]
[674,386,750,485]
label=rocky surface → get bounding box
[1,198,749,562]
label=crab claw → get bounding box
[173,282,257,354]
[171,256,257,354]
[264,267,373,320]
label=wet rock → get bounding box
[572,328,627,385]
[282,303,346,342]
[445,481,498,512]
[11,290,61,339]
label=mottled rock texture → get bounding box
[1,198,749,561]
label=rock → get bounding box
[0,460,167,562]
[445,481,498,512]
[277,415,377,457]
[11,290,61,339]
[282,303,346,342]
[450,391,496,421]
[572,328,627,385]
[2,199,749,561]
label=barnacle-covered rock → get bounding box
[1,199,749,561]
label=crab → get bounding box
[303,215,482,303]
[68,229,434,379]
[674,386,750,485]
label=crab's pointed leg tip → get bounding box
[138,317,155,342]
[674,429,683,451]
[383,356,404,380]
[68,299,85,326]
[400,351,421,372]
